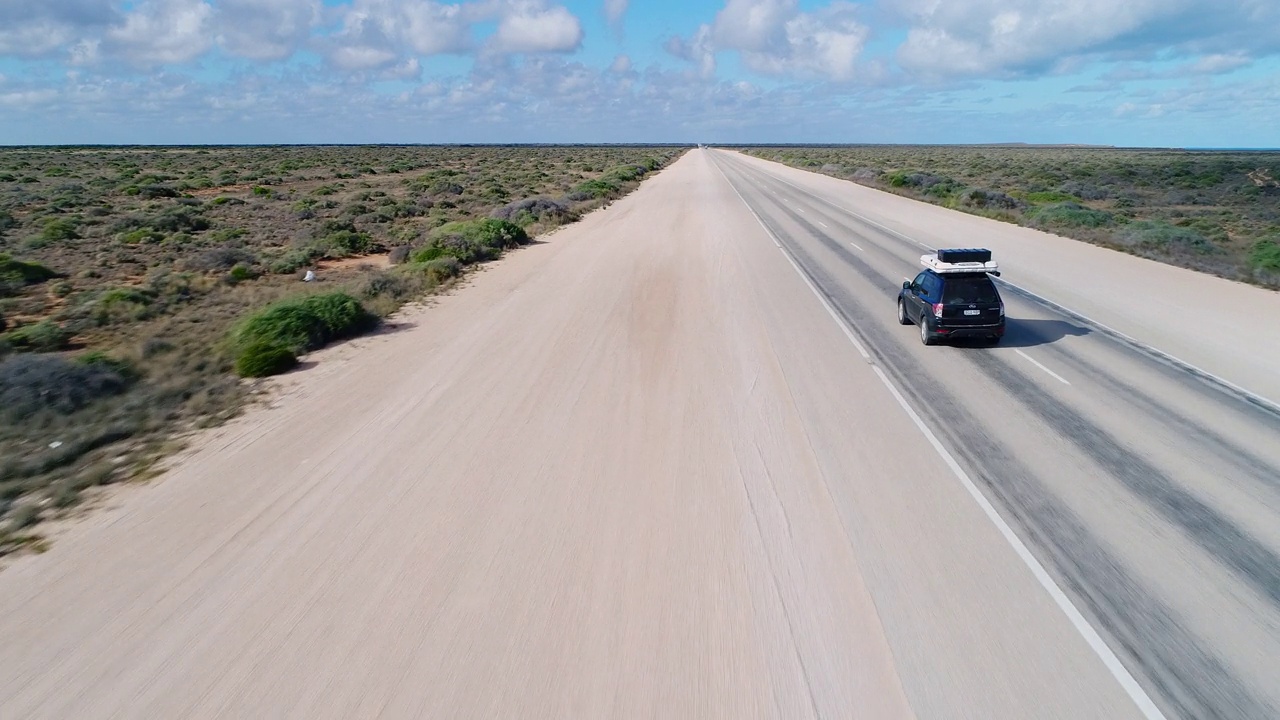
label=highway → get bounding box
[709,149,1280,719]
[1,148,1277,718]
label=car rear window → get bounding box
[942,277,999,304]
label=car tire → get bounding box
[920,318,936,346]
[897,298,912,325]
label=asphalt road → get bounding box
[1,149,1277,719]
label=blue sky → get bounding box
[1,0,1278,146]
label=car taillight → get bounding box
[932,303,944,318]
[999,304,1005,317]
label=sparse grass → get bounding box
[0,144,686,550]
[741,145,1280,287]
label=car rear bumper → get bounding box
[934,322,1005,338]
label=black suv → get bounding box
[897,250,1005,345]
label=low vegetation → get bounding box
[0,144,686,554]
[741,145,1280,288]
[230,292,378,376]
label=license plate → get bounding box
[964,309,981,316]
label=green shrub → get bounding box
[490,197,571,226]
[139,185,179,199]
[231,292,378,368]
[151,208,210,233]
[1174,217,1228,243]
[76,350,138,379]
[1023,191,1081,203]
[323,229,376,256]
[359,270,421,301]
[957,188,1020,210]
[0,254,59,296]
[1026,203,1114,228]
[568,177,621,200]
[269,247,324,274]
[252,186,271,196]
[605,164,647,183]
[449,218,528,248]
[209,228,247,243]
[422,257,462,283]
[884,171,910,187]
[2,320,73,352]
[1119,221,1214,253]
[925,179,964,199]
[410,245,453,263]
[234,341,298,378]
[228,263,257,283]
[1250,237,1280,271]
[41,218,79,241]
[410,219,528,265]
[0,252,58,285]
[92,287,156,325]
[121,227,166,244]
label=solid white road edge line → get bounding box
[730,151,1280,417]
[709,150,1167,720]
[1016,349,1072,385]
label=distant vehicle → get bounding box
[898,248,1005,345]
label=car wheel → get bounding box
[897,298,912,325]
[920,318,936,346]
[987,335,1002,346]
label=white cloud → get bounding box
[0,89,59,109]
[609,54,633,74]
[331,44,400,72]
[669,0,870,82]
[322,0,580,72]
[323,0,475,72]
[216,0,320,62]
[395,1,475,55]
[604,0,629,27]
[1184,53,1252,75]
[381,57,423,81]
[0,0,117,58]
[665,26,717,79]
[104,0,214,67]
[742,3,868,81]
[712,0,794,53]
[488,2,584,54]
[887,0,1280,79]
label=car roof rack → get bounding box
[921,248,999,275]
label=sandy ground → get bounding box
[3,149,1275,718]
